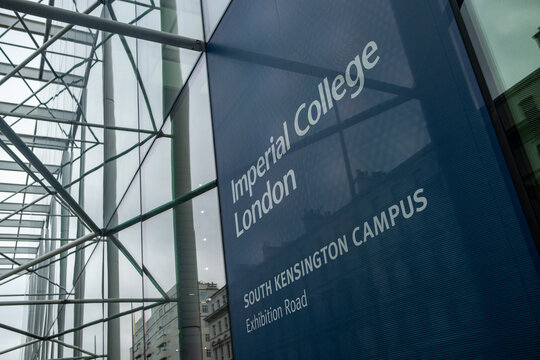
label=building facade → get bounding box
[131,283,221,360]
[205,286,232,360]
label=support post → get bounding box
[57,150,71,358]
[161,0,201,359]
[102,6,120,359]
[73,130,86,358]
[45,205,57,358]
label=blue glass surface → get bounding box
[207,0,540,358]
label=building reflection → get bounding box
[130,282,228,360]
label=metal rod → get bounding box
[15,12,100,149]
[48,339,97,358]
[50,301,162,340]
[0,136,54,194]
[0,193,50,224]
[65,132,156,189]
[0,293,63,297]
[0,321,44,341]
[106,4,157,131]
[0,298,177,305]
[0,339,40,356]
[0,232,98,282]
[0,1,101,87]
[0,40,98,61]
[0,110,168,135]
[46,357,100,360]
[0,0,204,51]
[0,116,102,234]
[105,180,217,235]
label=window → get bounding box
[227,342,231,357]
[205,333,210,341]
[212,304,215,312]
[222,295,226,304]
[218,320,222,333]
[206,349,212,357]
[202,304,208,313]
[217,300,221,308]
[212,324,216,337]
[224,317,228,329]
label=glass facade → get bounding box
[0,1,538,360]
[460,0,540,241]
[0,0,229,359]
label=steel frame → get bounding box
[0,0,209,358]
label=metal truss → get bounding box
[0,0,212,358]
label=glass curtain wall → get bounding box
[0,0,231,359]
[459,0,540,240]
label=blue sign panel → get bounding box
[207,0,540,358]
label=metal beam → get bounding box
[0,0,204,51]
[0,116,102,234]
[0,193,49,225]
[0,339,40,357]
[105,180,217,235]
[0,219,44,228]
[0,102,77,122]
[0,2,102,88]
[0,183,46,194]
[0,234,40,240]
[0,322,44,341]
[0,109,165,136]
[0,136,55,195]
[0,13,95,46]
[47,339,98,358]
[0,236,76,242]
[0,159,59,173]
[0,133,71,151]
[0,62,84,87]
[0,258,33,265]
[0,232,98,281]
[0,298,176,305]
[51,301,162,340]
[0,247,37,254]
[0,203,50,213]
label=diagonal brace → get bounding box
[0,116,101,234]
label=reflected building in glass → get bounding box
[205,286,232,360]
[130,282,218,360]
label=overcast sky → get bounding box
[466,0,540,95]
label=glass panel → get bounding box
[193,189,226,287]
[167,56,217,193]
[141,137,172,213]
[142,210,175,296]
[201,0,231,40]
[461,0,540,223]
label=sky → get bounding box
[465,0,540,96]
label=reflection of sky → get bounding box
[466,0,540,93]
